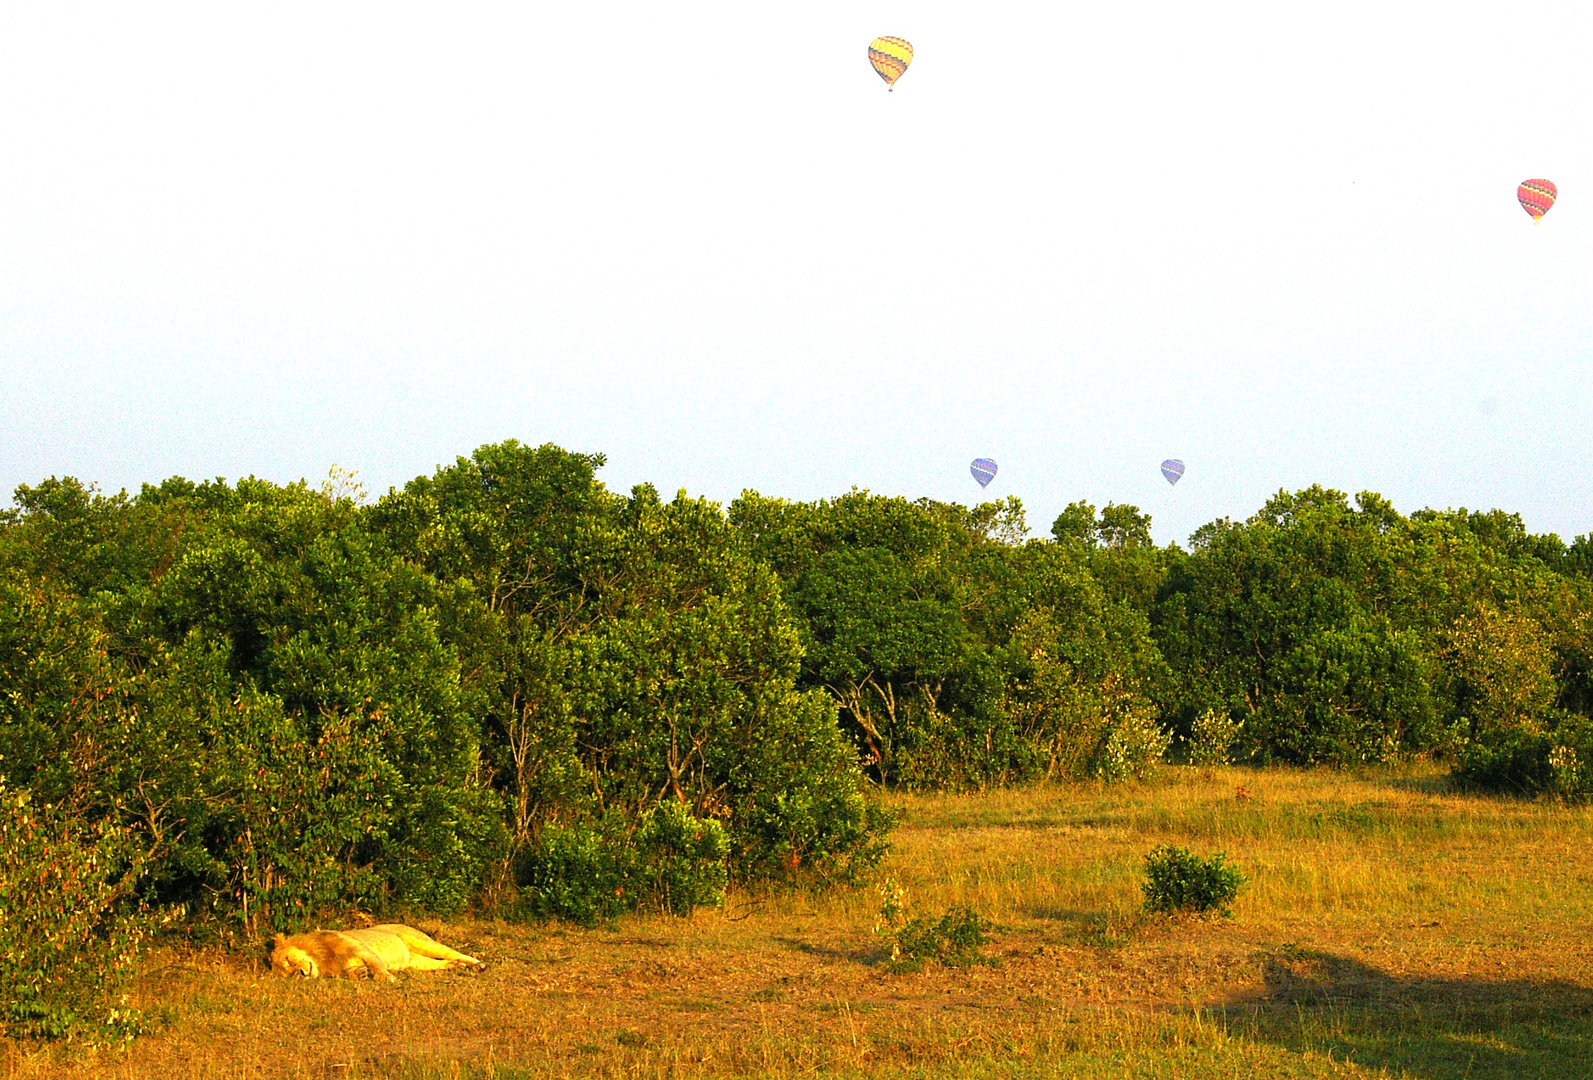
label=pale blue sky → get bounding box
[3,1,1591,544]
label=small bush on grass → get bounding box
[872,877,995,972]
[1141,844,1245,917]
[890,907,995,972]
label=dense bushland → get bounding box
[729,492,1169,789]
[1151,488,1593,786]
[5,441,1593,1039]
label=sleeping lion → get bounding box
[269,924,485,982]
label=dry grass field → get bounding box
[7,764,1593,1080]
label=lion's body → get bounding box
[342,924,485,974]
[269,924,483,982]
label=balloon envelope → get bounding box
[1161,459,1185,485]
[970,458,998,488]
[1518,179,1557,222]
[868,36,913,89]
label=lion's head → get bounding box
[269,935,320,978]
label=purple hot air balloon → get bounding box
[970,458,998,488]
[1161,459,1185,486]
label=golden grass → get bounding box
[6,764,1593,1079]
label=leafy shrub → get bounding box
[376,455,892,897]
[1443,607,1593,800]
[0,778,145,1044]
[1246,621,1436,766]
[634,801,729,916]
[1455,710,1593,799]
[1444,606,1559,740]
[730,491,1173,793]
[1550,743,1585,796]
[1454,727,1554,795]
[514,803,729,925]
[993,607,1171,788]
[1185,708,1243,766]
[1094,696,1172,782]
[513,815,632,926]
[728,689,896,884]
[1141,844,1245,917]
[871,877,995,972]
[0,485,506,932]
[888,907,995,972]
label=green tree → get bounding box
[373,447,890,901]
[734,491,1170,788]
[1,475,504,928]
[1153,488,1438,764]
[368,441,612,850]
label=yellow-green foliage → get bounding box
[0,777,144,1044]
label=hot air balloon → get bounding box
[1161,459,1185,486]
[868,37,913,90]
[1519,179,1557,223]
[970,458,998,488]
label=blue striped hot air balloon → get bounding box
[970,458,998,488]
[1161,459,1185,486]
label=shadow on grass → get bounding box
[770,935,884,965]
[1217,946,1593,1080]
[1024,907,1148,948]
[1376,771,1463,796]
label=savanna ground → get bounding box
[7,765,1593,1080]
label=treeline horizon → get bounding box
[5,439,1593,1040]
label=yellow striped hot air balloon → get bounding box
[868,36,912,90]
[1518,179,1557,223]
